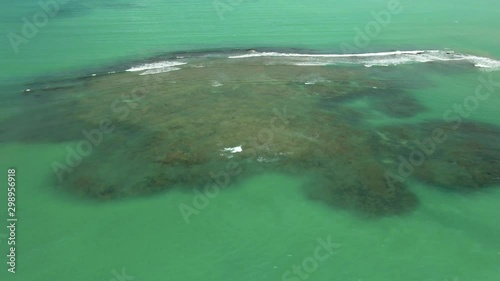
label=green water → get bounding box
[1,0,500,280]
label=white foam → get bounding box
[126,61,186,72]
[294,62,330,66]
[303,76,328,85]
[228,50,500,71]
[467,55,500,70]
[228,50,429,59]
[211,80,223,87]
[223,146,243,153]
[139,67,181,75]
[257,156,278,163]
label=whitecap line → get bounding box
[228,50,433,59]
[126,61,187,72]
[228,50,500,70]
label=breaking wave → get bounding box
[228,50,500,71]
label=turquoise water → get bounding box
[2,0,500,80]
[1,1,500,281]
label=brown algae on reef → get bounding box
[7,50,500,216]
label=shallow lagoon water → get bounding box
[2,49,500,281]
[1,0,500,280]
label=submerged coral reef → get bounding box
[4,51,500,216]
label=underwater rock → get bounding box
[369,91,427,118]
[0,99,92,144]
[374,121,500,191]
[11,51,496,218]
[414,122,500,190]
[309,79,427,118]
[308,159,419,216]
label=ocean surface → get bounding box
[1,0,500,280]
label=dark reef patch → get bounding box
[0,98,93,144]
[369,91,427,118]
[374,121,500,191]
[4,50,498,217]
